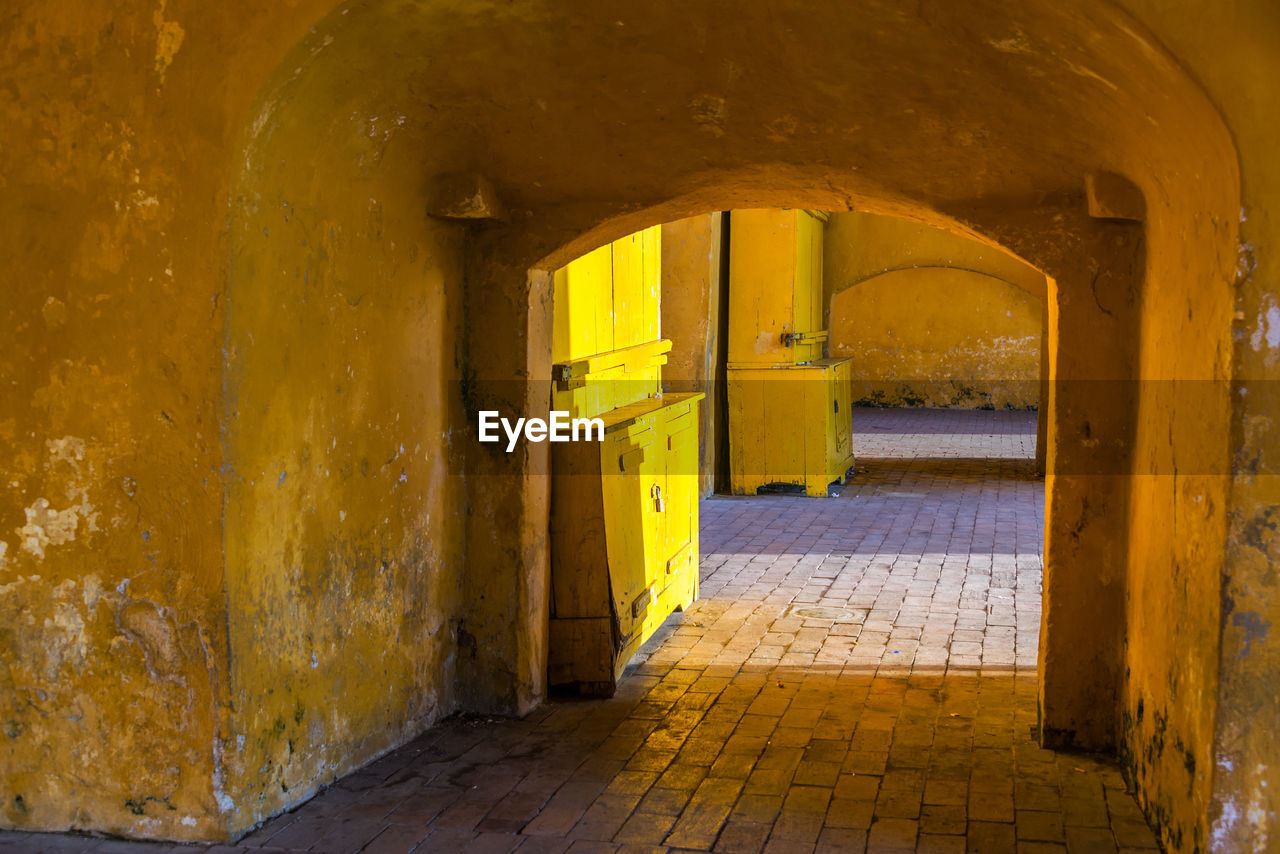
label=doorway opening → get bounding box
[543,206,1052,696]
[433,204,1155,852]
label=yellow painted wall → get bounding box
[660,213,723,497]
[0,1,332,841]
[825,212,1046,409]
[1109,3,1280,849]
[0,0,476,840]
[222,16,468,831]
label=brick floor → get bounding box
[1,409,1160,853]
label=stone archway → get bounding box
[222,2,1238,845]
[0,0,1245,847]
[127,0,1249,845]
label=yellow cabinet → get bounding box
[547,224,699,695]
[548,394,703,695]
[727,360,854,497]
[726,208,852,495]
[728,209,829,366]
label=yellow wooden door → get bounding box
[600,422,653,646]
[727,368,767,493]
[553,242,614,362]
[792,211,827,363]
[611,232,643,350]
[808,212,825,352]
[831,360,851,460]
[640,225,661,344]
[728,210,796,366]
[793,211,814,362]
[662,401,699,561]
[637,418,665,617]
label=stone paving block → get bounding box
[361,822,432,853]
[824,797,876,830]
[923,781,968,806]
[968,820,1018,853]
[1017,843,1068,854]
[625,749,678,774]
[867,817,919,852]
[513,838,572,853]
[385,786,466,823]
[769,786,831,843]
[919,804,966,836]
[833,774,879,802]
[268,814,386,853]
[713,821,772,853]
[1016,809,1065,842]
[1014,782,1060,813]
[1059,795,1109,829]
[791,761,841,788]
[662,777,743,849]
[841,751,888,776]
[14,834,101,854]
[876,786,924,820]
[969,790,1015,823]
[239,811,300,847]
[460,832,524,853]
[1064,824,1118,853]
[562,841,619,854]
[814,827,867,853]
[916,833,965,854]
[612,811,677,845]
[728,793,783,826]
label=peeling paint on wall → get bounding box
[16,438,100,559]
[153,1,185,80]
[1249,295,1280,361]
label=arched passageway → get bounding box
[4,1,1267,852]
[217,0,1241,834]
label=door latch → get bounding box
[651,483,664,512]
[780,330,830,346]
[632,586,652,619]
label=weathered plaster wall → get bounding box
[660,213,724,497]
[829,269,1041,410]
[222,10,468,830]
[0,0,334,840]
[825,212,1046,410]
[1110,1,1280,848]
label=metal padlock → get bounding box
[651,483,664,512]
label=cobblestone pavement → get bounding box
[2,409,1159,853]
